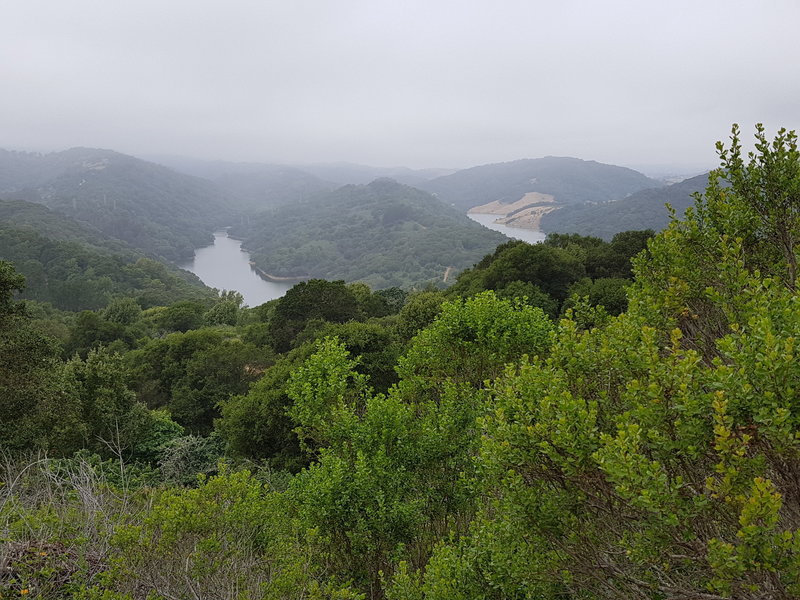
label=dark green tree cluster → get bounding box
[0,263,181,458]
[449,228,653,317]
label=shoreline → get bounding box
[248,261,309,283]
[470,212,542,232]
[467,212,547,245]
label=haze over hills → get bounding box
[234,178,508,289]
[296,162,456,187]
[539,172,712,239]
[0,148,236,262]
[419,156,661,212]
[0,144,703,295]
[141,154,336,211]
[142,155,454,209]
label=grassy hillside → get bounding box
[539,172,710,239]
[0,148,236,261]
[238,178,507,289]
[420,156,660,211]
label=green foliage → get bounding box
[203,290,244,327]
[381,126,800,600]
[6,127,800,600]
[0,454,138,598]
[395,290,445,340]
[0,261,72,453]
[631,124,800,359]
[448,231,651,318]
[397,291,553,392]
[157,300,206,332]
[62,348,140,456]
[563,277,630,316]
[0,259,26,316]
[218,318,401,468]
[217,352,309,469]
[127,328,267,434]
[716,123,800,287]
[101,297,141,325]
[287,339,483,594]
[105,468,353,599]
[126,407,184,465]
[313,321,403,393]
[268,279,360,352]
[157,434,224,485]
[373,286,408,314]
[448,240,586,301]
[495,280,559,319]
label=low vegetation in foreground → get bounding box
[2,125,800,599]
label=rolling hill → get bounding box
[0,199,215,310]
[236,178,507,289]
[0,148,236,261]
[538,172,711,239]
[419,156,661,212]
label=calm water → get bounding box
[467,213,546,244]
[181,231,293,306]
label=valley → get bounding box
[2,127,798,600]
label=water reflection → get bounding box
[181,231,293,306]
[467,213,546,244]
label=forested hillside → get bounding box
[539,171,711,239]
[236,178,508,288]
[0,148,236,261]
[420,155,660,211]
[0,199,215,311]
[3,126,800,599]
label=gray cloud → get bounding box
[2,0,798,172]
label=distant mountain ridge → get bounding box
[1,146,688,288]
[143,154,455,188]
[296,162,455,186]
[0,148,236,261]
[140,154,336,211]
[420,156,662,212]
[539,172,712,239]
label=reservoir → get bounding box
[181,231,293,306]
[467,213,546,244]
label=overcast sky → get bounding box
[1,1,797,173]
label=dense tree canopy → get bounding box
[0,200,215,311]
[236,178,507,289]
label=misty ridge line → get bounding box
[0,140,722,301]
